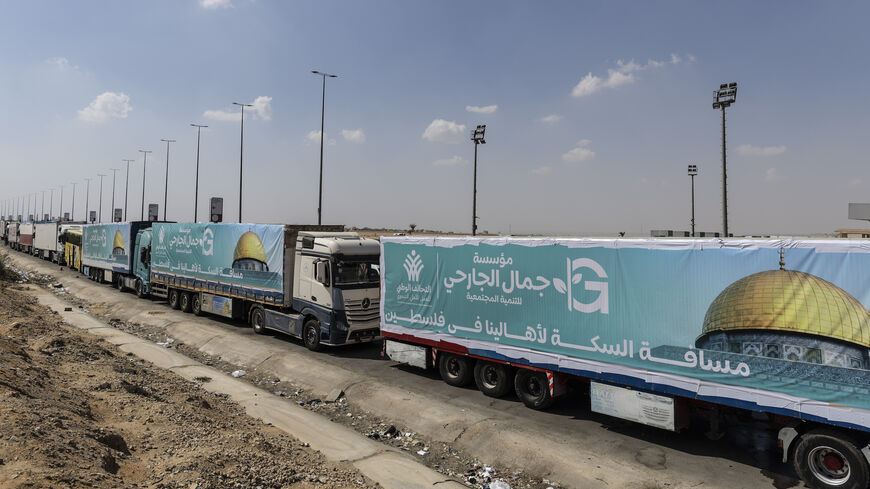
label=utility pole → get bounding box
[688,164,698,237]
[97,173,106,222]
[232,102,252,223]
[311,70,337,225]
[70,182,77,221]
[191,124,207,222]
[123,159,134,221]
[110,168,119,221]
[139,150,152,221]
[160,138,175,221]
[84,178,91,222]
[470,125,487,236]
[712,82,737,238]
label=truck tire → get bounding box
[115,276,125,292]
[180,292,192,313]
[514,369,555,410]
[473,361,513,398]
[250,306,267,334]
[794,429,869,489]
[135,279,147,298]
[303,319,323,351]
[439,353,474,387]
[168,289,180,309]
[192,293,203,316]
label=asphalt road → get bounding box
[4,249,806,489]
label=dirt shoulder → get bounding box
[0,262,376,489]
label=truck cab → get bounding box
[292,232,381,348]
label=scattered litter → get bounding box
[52,283,63,288]
[156,338,175,347]
[490,481,511,489]
[325,388,344,403]
[231,370,246,378]
[416,450,427,456]
[64,307,72,312]
[274,391,286,397]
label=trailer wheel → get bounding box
[250,306,267,334]
[303,319,323,351]
[514,369,555,410]
[191,293,203,316]
[473,361,513,398]
[439,353,474,387]
[168,289,180,309]
[180,292,192,313]
[794,429,869,489]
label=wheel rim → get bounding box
[253,311,263,328]
[482,365,500,389]
[525,375,544,398]
[808,445,850,486]
[193,297,200,311]
[306,324,318,345]
[446,357,462,378]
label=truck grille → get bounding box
[344,298,380,323]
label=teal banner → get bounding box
[381,238,870,424]
[151,223,285,294]
[82,223,135,272]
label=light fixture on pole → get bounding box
[59,185,64,221]
[311,70,337,225]
[191,123,207,222]
[712,82,737,238]
[232,102,253,223]
[110,168,119,221]
[160,138,175,221]
[97,173,106,223]
[123,159,134,221]
[470,124,486,236]
[138,150,152,221]
[688,164,698,237]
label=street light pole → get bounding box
[59,185,64,221]
[470,125,486,236]
[232,102,252,223]
[70,182,77,221]
[191,124,207,222]
[110,168,119,221]
[139,150,152,220]
[160,139,175,221]
[312,70,337,225]
[688,164,698,237]
[84,177,91,222]
[123,159,134,221]
[41,190,45,220]
[712,82,737,238]
[97,173,106,223]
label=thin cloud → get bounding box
[46,57,79,72]
[764,167,785,182]
[466,104,498,114]
[572,54,694,97]
[539,114,562,124]
[737,144,787,157]
[78,92,132,123]
[341,129,366,143]
[307,130,336,146]
[562,139,595,163]
[422,119,466,144]
[204,96,272,121]
[433,156,465,166]
[531,166,552,175]
[201,0,232,8]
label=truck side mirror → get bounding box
[315,260,330,286]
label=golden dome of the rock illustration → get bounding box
[701,268,870,348]
[232,231,268,270]
[112,230,125,251]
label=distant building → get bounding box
[650,230,721,238]
[835,228,870,238]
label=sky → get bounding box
[0,1,868,236]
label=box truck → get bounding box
[132,223,380,350]
[15,222,33,253]
[33,221,60,261]
[381,236,870,489]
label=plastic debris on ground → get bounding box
[231,370,246,378]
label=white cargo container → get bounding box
[34,222,60,260]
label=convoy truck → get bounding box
[0,220,6,243]
[381,236,870,489]
[132,223,380,350]
[81,221,154,285]
[58,224,83,270]
[6,222,18,249]
[34,221,60,261]
[15,222,34,254]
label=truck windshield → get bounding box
[334,259,380,285]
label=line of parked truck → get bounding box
[3,216,869,489]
